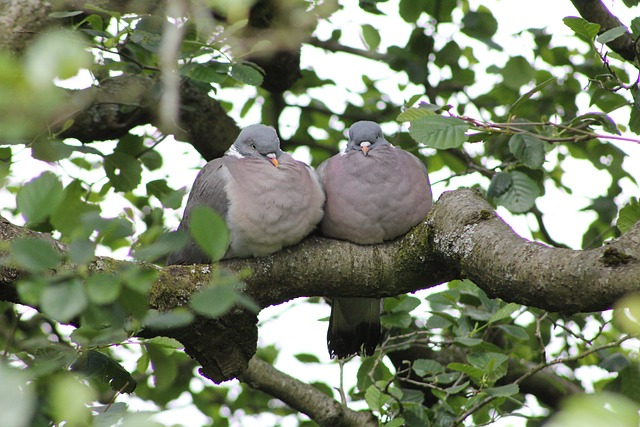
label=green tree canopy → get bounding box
[1,0,640,426]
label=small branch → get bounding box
[306,36,388,62]
[240,356,377,427]
[453,334,632,425]
[570,0,639,63]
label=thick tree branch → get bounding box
[240,356,377,427]
[570,0,639,63]
[2,188,640,384]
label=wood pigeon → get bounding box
[167,124,325,264]
[317,121,432,358]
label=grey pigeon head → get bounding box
[346,120,389,155]
[232,124,283,164]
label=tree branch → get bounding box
[240,356,377,427]
[570,0,639,63]
[2,189,640,383]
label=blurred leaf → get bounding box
[508,133,545,169]
[11,238,62,273]
[189,205,230,262]
[86,273,122,305]
[617,198,640,233]
[597,26,628,44]
[294,353,321,363]
[143,309,194,329]
[71,350,137,393]
[182,62,230,83]
[104,152,143,192]
[364,384,390,412]
[190,284,237,318]
[546,392,640,427]
[412,359,445,377]
[487,172,512,198]
[502,56,535,90]
[563,16,600,43]
[16,171,64,226]
[361,24,381,50]
[510,77,557,113]
[51,180,101,238]
[49,374,96,426]
[409,115,469,148]
[132,231,188,262]
[40,279,87,322]
[397,107,434,122]
[0,364,35,427]
[230,61,264,86]
[488,303,520,323]
[25,30,93,86]
[399,0,423,22]
[491,170,540,213]
[485,383,519,397]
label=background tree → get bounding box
[1,0,640,426]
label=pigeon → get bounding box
[167,124,325,264]
[317,120,432,358]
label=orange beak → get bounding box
[360,142,371,156]
[267,153,279,167]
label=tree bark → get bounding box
[570,0,639,62]
[2,188,640,383]
[240,357,378,427]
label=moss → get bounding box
[601,247,635,267]
[149,264,214,311]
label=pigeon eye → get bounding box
[251,144,257,150]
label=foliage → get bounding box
[1,0,640,426]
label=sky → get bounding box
[2,0,640,426]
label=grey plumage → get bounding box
[167,124,325,265]
[318,120,432,358]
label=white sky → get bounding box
[2,0,640,426]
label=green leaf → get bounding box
[502,56,535,90]
[86,273,122,305]
[31,139,74,162]
[453,337,483,347]
[631,17,640,37]
[190,284,237,318]
[508,134,545,169]
[49,10,84,18]
[361,24,381,50]
[71,350,137,393]
[485,383,519,397]
[189,205,230,262]
[51,180,101,238]
[572,112,621,135]
[397,107,434,122]
[412,359,445,377]
[563,17,600,43]
[364,385,390,412]
[487,172,512,198]
[143,309,194,329]
[294,353,321,363]
[0,364,36,427]
[399,0,423,22]
[182,62,230,83]
[132,232,189,262]
[488,303,520,323]
[11,238,62,273]
[40,279,88,322]
[597,26,628,44]
[409,115,469,149]
[230,61,264,86]
[492,170,540,213]
[104,152,143,192]
[617,198,640,234]
[16,171,64,226]
[546,392,640,427]
[497,324,530,340]
[380,311,412,328]
[509,77,557,113]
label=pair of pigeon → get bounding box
[167,121,432,359]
